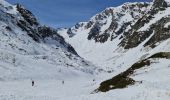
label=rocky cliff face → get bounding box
[65,2,150,43]
[120,0,170,49]
[153,0,168,9]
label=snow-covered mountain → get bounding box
[58,0,170,74]
[57,0,170,98]
[58,2,151,71]
[1,0,170,100]
[0,0,99,80]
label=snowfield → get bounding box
[0,77,98,100]
[1,0,170,100]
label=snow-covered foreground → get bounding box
[1,74,170,100]
[0,78,97,100]
[0,58,170,100]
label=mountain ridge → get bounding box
[57,0,170,93]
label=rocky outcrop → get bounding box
[38,26,78,55]
[16,4,39,26]
[66,2,150,43]
[153,0,168,9]
[96,52,170,92]
[120,7,170,49]
[144,16,170,48]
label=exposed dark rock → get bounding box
[38,26,79,55]
[115,22,131,36]
[87,21,111,43]
[153,0,168,9]
[149,52,170,59]
[85,21,93,29]
[16,4,39,26]
[119,5,170,49]
[144,17,170,48]
[96,59,151,92]
[38,26,55,38]
[120,30,153,49]
[88,22,101,40]
[5,26,12,31]
[132,15,153,31]
[17,20,40,42]
[74,22,84,29]
[84,2,150,43]
[67,28,75,37]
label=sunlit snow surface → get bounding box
[1,0,170,100]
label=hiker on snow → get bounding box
[32,80,34,86]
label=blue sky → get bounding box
[6,0,149,28]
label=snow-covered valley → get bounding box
[1,0,170,100]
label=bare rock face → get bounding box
[15,3,78,55]
[144,16,170,48]
[119,1,170,49]
[16,4,39,26]
[38,26,78,55]
[153,0,168,9]
[15,4,40,42]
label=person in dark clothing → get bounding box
[32,80,34,86]
[62,80,64,84]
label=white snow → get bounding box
[0,0,18,15]
[165,0,170,5]
[138,7,170,31]
[1,0,170,100]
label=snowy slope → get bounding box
[0,0,100,80]
[1,0,170,100]
[0,0,101,99]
